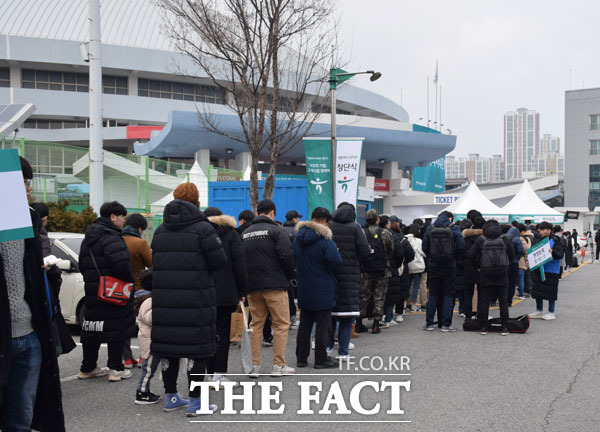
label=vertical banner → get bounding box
[335,139,363,209]
[0,148,34,242]
[412,156,446,193]
[304,138,334,215]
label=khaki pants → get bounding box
[248,290,290,367]
[419,272,429,306]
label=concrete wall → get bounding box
[565,89,600,207]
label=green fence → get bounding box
[1,138,242,214]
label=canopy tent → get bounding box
[443,182,509,223]
[502,179,564,223]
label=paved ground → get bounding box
[59,259,600,432]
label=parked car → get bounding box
[48,232,85,325]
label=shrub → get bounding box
[46,200,97,233]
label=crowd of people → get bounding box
[0,156,580,429]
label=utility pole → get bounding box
[88,0,104,213]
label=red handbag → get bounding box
[88,246,133,306]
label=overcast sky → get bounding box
[337,0,599,157]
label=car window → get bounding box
[51,243,72,262]
[60,238,82,256]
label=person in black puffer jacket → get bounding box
[382,216,415,326]
[468,219,515,334]
[204,207,248,384]
[327,203,370,357]
[242,199,296,377]
[151,183,227,415]
[78,201,135,382]
[462,215,486,320]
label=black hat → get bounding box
[285,210,302,221]
[389,215,401,224]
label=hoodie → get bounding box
[505,227,525,263]
[293,221,342,311]
[422,213,465,272]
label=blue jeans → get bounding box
[410,273,423,304]
[0,332,42,432]
[384,304,394,323]
[536,298,556,313]
[426,295,454,327]
[518,269,525,296]
[327,317,353,356]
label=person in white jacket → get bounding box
[406,225,427,312]
[134,269,161,405]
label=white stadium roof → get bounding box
[0,0,172,51]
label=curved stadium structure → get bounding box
[0,0,456,216]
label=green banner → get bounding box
[304,138,334,215]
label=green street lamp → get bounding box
[328,68,381,205]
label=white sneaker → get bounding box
[395,315,404,323]
[379,321,390,329]
[108,369,132,382]
[311,340,315,350]
[348,342,355,350]
[529,310,545,319]
[249,365,261,378]
[271,364,295,377]
[210,375,240,389]
[325,346,333,355]
[542,312,556,320]
[77,367,107,379]
[386,320,398,326]
[336,354,350,360]
[290,317,299,330]
[410,306,420,312]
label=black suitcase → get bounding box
[463,314,530,333]
[572,255,579,268]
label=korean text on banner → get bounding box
[304,138,334,215]
[0,148,34,242]
[335,139,363,209]
[527,237,553,282]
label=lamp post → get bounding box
[329,68,381,206]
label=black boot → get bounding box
[354,319,368,333]
[371,320,381,334]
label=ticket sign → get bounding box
[0,149,34,242]
[527,237,553,281]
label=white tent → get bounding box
[443,182,509,222]
[502,179,564,223]
[150,161,207,214]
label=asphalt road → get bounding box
[58,260,600,432]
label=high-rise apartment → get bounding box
[504,108,540,180]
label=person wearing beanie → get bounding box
[151,182,227,416]
[357,209,394,334]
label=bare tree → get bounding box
[158,0,336,210]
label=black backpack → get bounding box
[362,228,387,275]
[429,226,455,263]
[480,235,509,275]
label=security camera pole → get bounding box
[88,0,103,213]
[329,68,381,206]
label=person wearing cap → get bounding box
[283,210,302,239]
[356,209,394,334]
